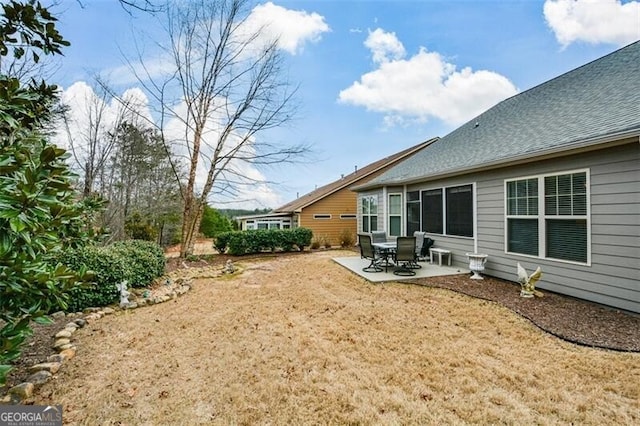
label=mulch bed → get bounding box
[409,274,640,352]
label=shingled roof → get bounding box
[273,138,437,213]
[358,41,640,189]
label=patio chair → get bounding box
[421,237,435,258]
[370,231,388,243]
[393,236,417,276]
[358,234,382,273]
[410,231,426,268]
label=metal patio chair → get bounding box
[393,236,417,276]
[358,234,382,273]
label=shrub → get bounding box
[109,240,166,288]
[339,229,355,248]
[58,246,124,312]
[58,240,166,311]
[218,228,313,255]
[214,232,232,253]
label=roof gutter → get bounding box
[354,129,640,191]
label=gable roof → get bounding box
[273,138,437,213]
[358,41,640,189]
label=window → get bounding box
[340,214,357,219]
[313,214,331,219]
[406,191,420,236]
[362,196,378,232]
[388,193,402,237]
[506,171,588,263]
[420,185,473,237]
[446,185,473,237]
[506,178,538,255]
[422,189,443,234]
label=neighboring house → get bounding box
[354,41,640,313]
[236,139,437,245]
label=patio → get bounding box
[332,254,469,282]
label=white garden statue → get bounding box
[116,280,130,308]
[516,263,543,298]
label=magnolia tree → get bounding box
[117,0,308,257]
[0,0,104,385]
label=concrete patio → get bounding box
[332,255,469,283]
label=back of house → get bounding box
[355,41,640,313]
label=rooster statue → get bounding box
[516,263,543,298]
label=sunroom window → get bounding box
[388,193,402,237]
[362,195,378,233]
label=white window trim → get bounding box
[504,168,591,266]
[361,194,379,232]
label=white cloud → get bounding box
[365,28,406,64]
[338,29,518,126]
[104,54,176,87]
[56,81,281,209]
[544,0,640,47]
[244,2,330,55]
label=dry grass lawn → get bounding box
[35,251,639,425]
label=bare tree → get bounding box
[123,0,307,257]
[60,81,129,197]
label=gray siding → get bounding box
[475,142,639,313]
[400,142,639,313]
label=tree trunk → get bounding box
[179,197,206,258]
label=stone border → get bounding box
[1,276,196,404]
[1,259,241,405]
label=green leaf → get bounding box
[32,315,52,325]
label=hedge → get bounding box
[59,240,166,311]
[214,228,313,255]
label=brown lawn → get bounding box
[34,251,639,425]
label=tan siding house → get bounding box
[236,139,436,246]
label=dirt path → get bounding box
[34,252,639,425]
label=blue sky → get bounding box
[51,0,639,209]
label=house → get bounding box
[354,41,640,313]
[236,138,437,245]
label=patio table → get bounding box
[372,242,396,272]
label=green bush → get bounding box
[58,246,124,312]
[213,232,231,253]
[59,240,166,311]
[216,228,313,255]
[109,240,165,288]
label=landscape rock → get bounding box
[74,318,87,328]
[57,343,73,351]
[103,307,115,315]
[28,362,61,374]
[59,347,76,360]
[51,311,66,319]
[26,370,52,385]
[47,353,67,363]
[53,338,71,349]
[9,383,34,401]
[54,329,72,339]
[65,322,79,330]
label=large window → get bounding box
[388,193,402,236]
[422,189,443,234]
[446,185,473,237]
[406,191,421,235]
[362,195,378,233]
[420,185,473,237]
[506,170,588,263]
